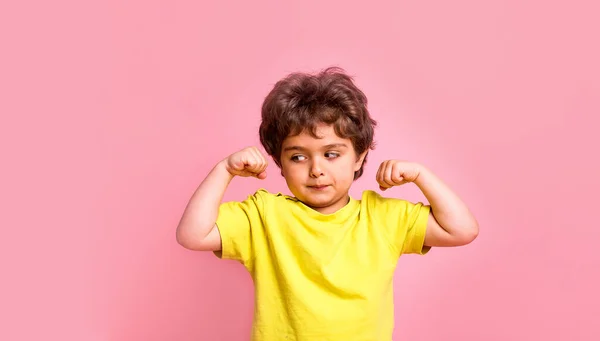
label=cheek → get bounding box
[332,159,358,180]
[282,164,304,181]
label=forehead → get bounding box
[282,124,351,150]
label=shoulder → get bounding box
[358,190,419,213]
[239,188,294,208]
[358,189,402,205]
[359,189,383,201]
[252,188,291,201]
[218,188,285,223]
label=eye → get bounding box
[291,154,306,162]
[325,152,340,159]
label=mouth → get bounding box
[308,185,330,190]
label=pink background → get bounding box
[1,0,599,340]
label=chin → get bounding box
[305,199,333,209]
[296,193,333,208]
[306,192,346,207]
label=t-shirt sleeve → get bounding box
[213,190,266,269]
[400,202,431,255]
[368,191,431,256]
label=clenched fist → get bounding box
[224,146,268,179]
[376,160,422,191]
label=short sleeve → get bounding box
[366,191,431,256]
[214,190,267,269]
[400,202,431,255]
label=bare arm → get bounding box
[377,160,479,248]
[414,166,479,247]
[176,147,268,251]
[176,160,233,251]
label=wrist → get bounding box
[216,159,236,180]
[414,163,430,187]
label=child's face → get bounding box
[280,123,366,214]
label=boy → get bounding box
[176,67,479,340]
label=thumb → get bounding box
[256,171,267,179]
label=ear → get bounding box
[354,150,368,172]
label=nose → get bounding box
[309,159,324,178]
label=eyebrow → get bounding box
[282,143,349,152]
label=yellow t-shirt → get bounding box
[215,189,430,341]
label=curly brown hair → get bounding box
[259,67,377,180]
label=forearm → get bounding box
[415,166,479,239]
[176,159,233,245]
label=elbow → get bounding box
[446,220,479,247]
[460,221,479,245]
[176,230,187,248]
[176,233,202,251]
[176,226,199,250]
[175,228,190,248]
[175,224,214,251]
